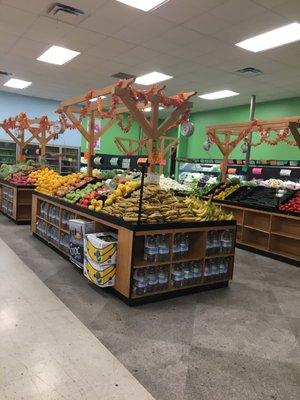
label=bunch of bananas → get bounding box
[184,196,234,221]
[214,184,240,200]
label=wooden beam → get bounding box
[115,88,154,138]
[59,84,116,109]
[114,137,146,156]
[64,109,89,140]
[1,126,21,146]
[157,100,193,138]
[94,117,116,141]
[289,122,300,148]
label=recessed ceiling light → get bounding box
[136,71,173,85]
[199,90,239,100]
[89,96,107,102]
[116,0,169,12]
[37,45,80,65]
[3,78,32,89]
[144,106,164,112]
[235,22,300,52]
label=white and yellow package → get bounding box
[83,232,117,288]
[84,258,116,287]
[84,232,117,265]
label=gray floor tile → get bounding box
[287,317,300,347]
[90,296,196,345]
[192,304,300,364]
[272,286,300,318]
[195,280,282,315]
[184,346,300,400]
[95,330,190,400]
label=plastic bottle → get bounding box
[212,231,221,254]
[180,233,189,259]
[172,264,184,288]
[133,269,148,296]
[211,259,220,279]
[183,262,194,286]
[206,231,213,255]
[221,230,233,254]
[147,267,159,293]
[192,261,202,284]
[158,234,170,261]
[204,260,211,282]
[157,266,168,290]
[144,236,158,262]
[173,234,181,260]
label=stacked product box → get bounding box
[83,233,117,287]
[69,219,95,268]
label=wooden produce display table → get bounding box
[215,202,300,266]
[0,179,35,224]
[31,192,237,304]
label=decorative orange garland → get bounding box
[88,80,191,133]
[207,121,297,149]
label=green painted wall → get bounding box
[187,96,300,160]
[81,118,141,155]
[81,97,300,161]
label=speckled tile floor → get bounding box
[0,214,299,400]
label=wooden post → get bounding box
[88,112,95,176]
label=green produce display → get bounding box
[63,182,103,204]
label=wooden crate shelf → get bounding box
[218,202,300,265]
[0,179,35,224]
[31,193,237,304]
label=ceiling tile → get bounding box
[185,0,228,12]
[0,4,37,35]
[210,0,268,23]
[23,16,74,43]
[1,0,50,14]
[116,46,161,66]
[252,0,289,8]
[152,0,202,23]
[9,37,49,59]
[129,14,174,37]
[212,10,289,44]
[0,33,19,53]
[184,12,232,35]
[86,37,136,59]
[265,0,300,18]
[58,28,107,52]
[160,26,204,46]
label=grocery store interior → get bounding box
[0,1,299,399]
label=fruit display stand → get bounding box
[31,192,236,304]
[213,200,300,265]
[0,178,35,223]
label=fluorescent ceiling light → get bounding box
[89,96,107,102]
[199,90,239,100]
[37,45,80,65]
[235,22,300,52]
[136,71,173,85]
[144,106,164,112]
[3,78,32,89]
[116,0,169,12]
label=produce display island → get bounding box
[0,179,35,223]
[214,201,299,265]
[31,192,236,304]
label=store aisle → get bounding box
[0,215,299,400]
[0,237,154,400]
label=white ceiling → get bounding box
[0,0,299,112]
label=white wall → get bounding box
[0,91,81,147]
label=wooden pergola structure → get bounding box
[206,116,300,181]
[0,116,59,162]
[59,78,196,175]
